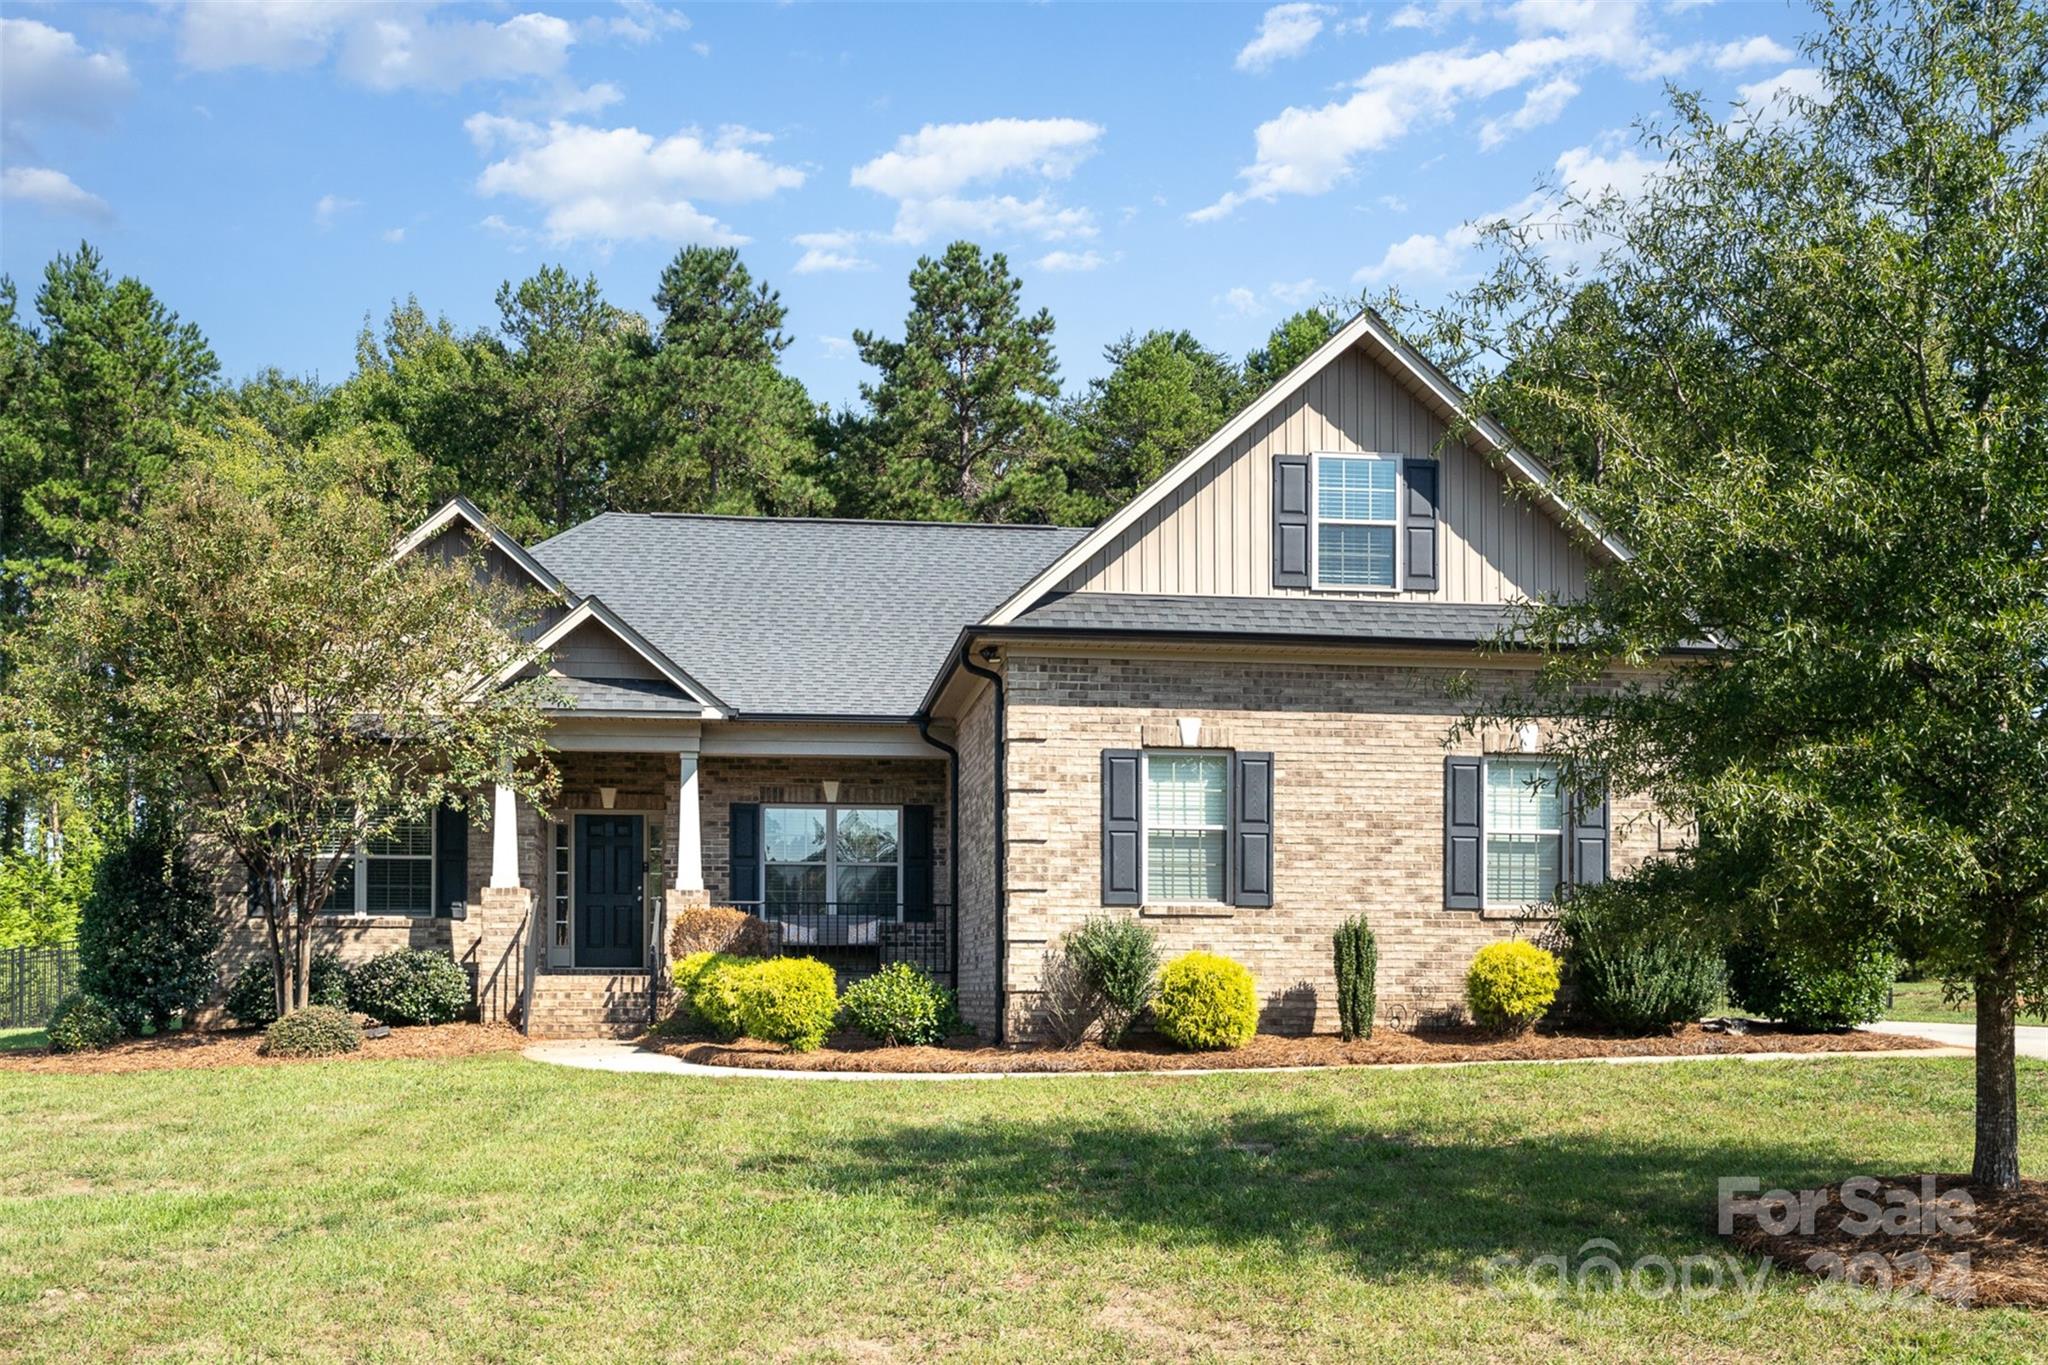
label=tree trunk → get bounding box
[293,909,315,1013]
[1971,974,2021,1190]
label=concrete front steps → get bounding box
[524,970,658,1038]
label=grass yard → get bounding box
[2,1054,2045,1362]
[1885,980,1981,1026]
[0,1029,44,1053]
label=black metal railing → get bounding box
[729,901,952,984]
[2,943,78,1029]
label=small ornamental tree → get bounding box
[8,424,558,1017]
[1401,0,2048,1186]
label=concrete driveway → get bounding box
[1865,1020,2048,1060]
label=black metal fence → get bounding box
[2,943,78,1029]
[732,902,952,986]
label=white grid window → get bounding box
[1315,454,1399,589]
[323,807,435,917]
[552,822,570,948]
[1484,759,1563,907]
[762,806,901,916]
[1144,753,1227,903]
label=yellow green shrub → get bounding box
[1465,941,1561,1032]
[1152,951,1258,1050]
[671,951,750,1037]
[732,956,839,1052]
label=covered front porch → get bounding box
[461,722,954,1035]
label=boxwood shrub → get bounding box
[1153,951,1259,1051]
[1465,941,1561,1033]
[840,962,960,1046]
[346,948,470,1026]
[47,993,122,1053]
[1726,934,1898,1030]
[260,1004,362,1058]
[732,957,839,1052]
[224,950,349,1028]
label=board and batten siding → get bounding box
[1055,343,1591,604]
[547,619,661,680]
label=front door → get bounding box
[575,814,644,969]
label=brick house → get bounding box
[224,309,1660,1039]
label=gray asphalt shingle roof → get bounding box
[530,513,1087,718]
[1003,593,1526,645]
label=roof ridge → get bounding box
[605,511,1090,532]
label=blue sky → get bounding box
[1,1,1816,408]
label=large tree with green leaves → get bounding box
[835,242,1068,522]
[611,247,828,516]
[4,423,558,1013]
[1242,306,1338,394]
[1414,0,2048,1187]
[1061,329,1243,524]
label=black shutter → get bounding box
[1568,785,1610,889]
[1229,751,1274,908]
[435,799,469,920]
[1445,756,1483,910]
[330,858,355,915]
[1273,455,1311,588]
[1403,458,1440,592]
[902,804,935,922]
[245,865,267,919]
[729,802,761,907]
[1101,749,1142,906]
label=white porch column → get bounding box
[674,753,704,893]
[489,781,522,889]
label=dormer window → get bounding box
[1314,454,1400,589]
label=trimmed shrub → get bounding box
[260,1005,362,1058]
[78,810,221,1033]
[732,957,839,1052]
[667,906,776,960]
[1466,941,1561,1033]
[1064,915,1160,1047]
[347,949,470,1026]
[224,950,349,1028]
[1334,916,1378,1041]
[1558,882,1726,1033]
[1153,951,1259,1050]
[841,963,960,1046]
[672,950,750,1037]
[46,992,122,1053]
[1726,934,1898,1031]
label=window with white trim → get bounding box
[1143,752,1228,903]
[761,806,901,915]
[321,807,436,917]
[1484,759,1563,907]
[1314,453,1400,589]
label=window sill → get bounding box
[322,913,433,928]
[1140,904,1237,920]
[1479,904,1557,922]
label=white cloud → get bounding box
[473,119,804,245]
[1713,35,1794,70]
[1235,4,1331,74]
[606,0,690,45]
[851,117,1105,245]
[1195,0,1693,219]
[1478,75,1580,148]
[1217,279,1321,316]
[0,18,134,152]
[1220,286,1262,317]
[1735,66,1829,123]
[313,193,360,228]
[177,2,578,92]
[1034,249,1106,272]
[791,231,873,274]
[1376,193,1409,212]
[1,166,112,220]
[1353,225,1482,284]
[1387,0,1484,33]
[1269,276,1320,305]
[692,41,711,58]
[818,336,855,359]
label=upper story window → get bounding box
[762,805,901,915]
[1314,454,1400,589]
[1484,759,1563,908]
[321,807,435,917]
[1144,751,1228,903]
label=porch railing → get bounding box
[729,901,952,985]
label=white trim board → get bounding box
[979,308,1629,627]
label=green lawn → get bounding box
[2,1053,2044,1362]
[1883,979,1980,1025]
[0,1028,45,1053]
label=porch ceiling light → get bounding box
[821,780,840,803]
[599,786,618,809]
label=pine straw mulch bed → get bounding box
[0,1022,530,1075]
[1724,1174,2048,1308]
[655,1021,1946,1074]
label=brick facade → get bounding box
[978,648,1657,1040]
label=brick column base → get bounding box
[655,888,712,1006]
[472,886,536,1025]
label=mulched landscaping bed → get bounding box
[1724,1174,2048,1308]
[656,1021,1946,1074]
[0,1022,529,1075]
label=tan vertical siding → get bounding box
[1057,343,1591,605]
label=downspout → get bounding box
[914,713,963,994]
[958,645,1008,1045]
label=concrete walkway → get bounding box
[1865,1020,2048,1060]
[523,1037,1970,1082]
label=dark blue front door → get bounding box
[576,814,644,968]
